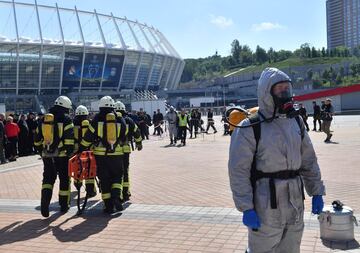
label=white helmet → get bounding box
[54,96,72,109]
[99,96,114,108]
[75,105,89,116]
[114,101,126,111]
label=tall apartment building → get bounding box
[327,0,360,49]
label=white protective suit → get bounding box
[165,110,178,142]
[228,68,325,253]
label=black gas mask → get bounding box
[271,84,298,118]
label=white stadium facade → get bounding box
[0,1,184,112]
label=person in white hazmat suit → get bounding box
[165,107,178,145]
[228,67,325,253]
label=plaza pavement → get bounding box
[0,115,359,252]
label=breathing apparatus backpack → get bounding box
[98,112,119,154]
[41,113,61,153]
[226,107,258,134]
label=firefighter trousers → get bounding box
[41,157,70,208]
[95,155,123,208]
[122,153,130,198]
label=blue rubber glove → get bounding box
[312,195,324,214]
[243,209,261,229]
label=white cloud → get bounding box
[210,15,234,29]
[251,22,286,32]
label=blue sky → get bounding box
[8,0,328,59]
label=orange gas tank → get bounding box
[229,106,259,132]
[68,151,97,180]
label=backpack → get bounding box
[41,113,62,153]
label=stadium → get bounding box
[0,1,184,112]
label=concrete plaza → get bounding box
[0,115,359,252]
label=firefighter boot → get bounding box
[59,195,69,213]
[111,187,124,211]
[41,188,52,218]
[103,199,114,214]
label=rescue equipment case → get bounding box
[319,200,358,242]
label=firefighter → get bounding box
[79,96,126,214]
[73,105,97,198]
[34,96,74,218]
[115,101,142,202]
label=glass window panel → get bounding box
[0,44,17,89]
[18,44,40,89]
[160,57,173,88]
[41,45,62,88]
[135,53,152,90]
[148,55,164,90]
[120,51,139,89]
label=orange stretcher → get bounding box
[68,151,97,215]
[68,151,97,180]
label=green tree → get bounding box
[353,46,360,57]
[336,73,342,85]
[255,45,268,64]
[299,43,311,58]
[267,47,274,63]
[231,39,241,64]
[311,47,318,58]
[321,47,326,57]
[339,66,345,77]
[277,50,293,61]
[322,69,330,80]
[240,45,253,64]
[350,64,358,77]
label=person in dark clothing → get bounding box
[322,98,335,143]
[221,109,230,136]
[129,111,139,126]
[34,96,74,217]
[152,111,157,135]
[17,114,29,156]
[153,109,164,136]
[298,103,310,131]
[0,113,7,164]
[26,112,38,154]
[321,100,326,110]
[145,113,152,137]
[312,101,321,131]
[138,110,149,140]
[205,108,217,134]
[189,109,201,138]
[79,96,126,214]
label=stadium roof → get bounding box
[0,0,181,59]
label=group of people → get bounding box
[0,112,42,163]
[163,107,218,146]
[298,99,335,142]
[33,95,143,217]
